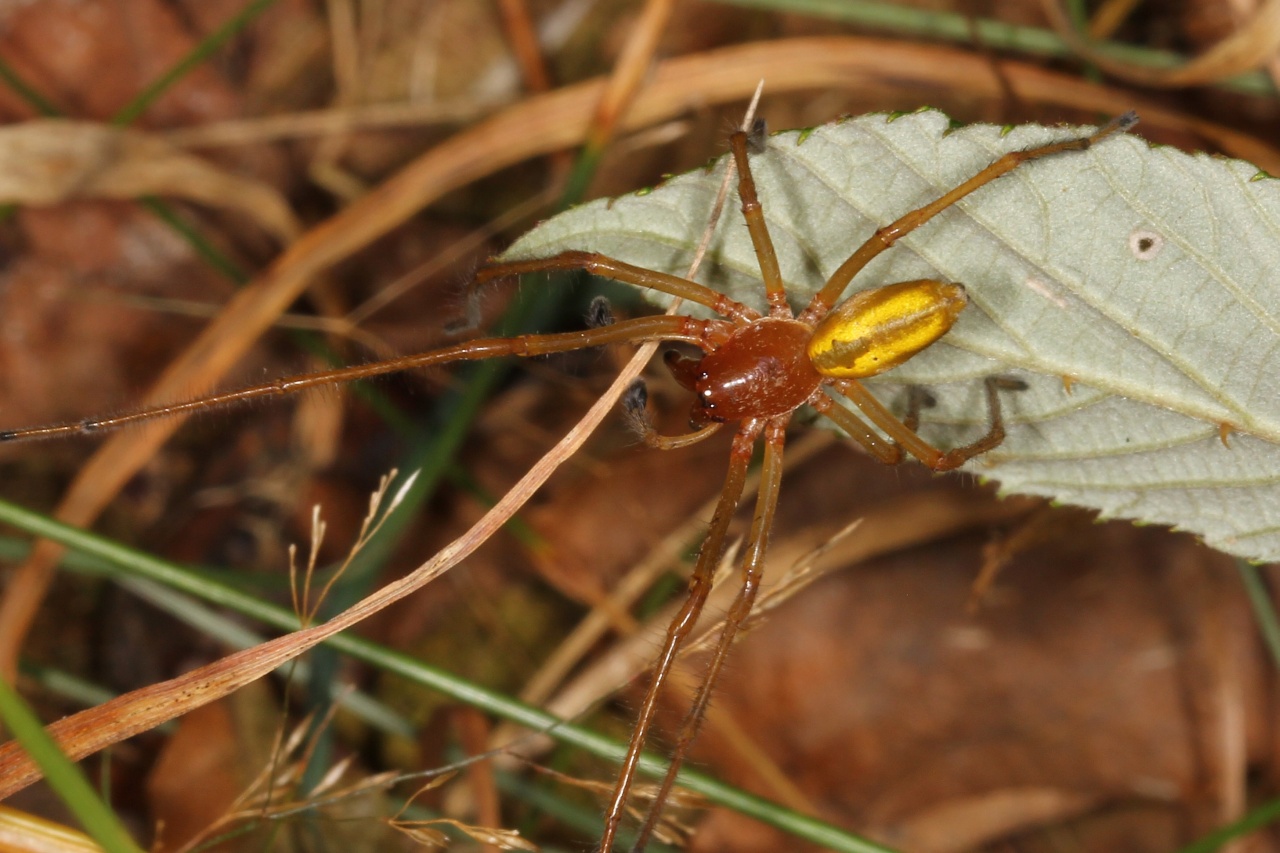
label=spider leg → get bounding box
[799,112,1137,323]
[597,419,763,853]
[903,386,936,434]
[477,250,760,322]
[587,295,617,328]
[622,380,724,450]
[933,376,1027,470]
[0,316,728,443]
[729,130,790,318]
[809,391,902,465]
[627,416,788,853]
[811,386,946,465]
[831,379,945,467]
[829,376,1025,472]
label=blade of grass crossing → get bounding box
[0,677,144,853]
[110,0,281,128]
[1235,560,1280,670]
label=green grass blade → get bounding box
[0,54,60,116]
[1178,798,1280,852]
[1236,560,1280,670]
[111,0,280,127]
[0,677,143,853]
[709,0,1273,95]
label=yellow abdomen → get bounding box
[806,280,968,379]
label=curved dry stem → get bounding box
[0,324,668,798]
[1039,0,1280,86]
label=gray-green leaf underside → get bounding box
[503,110,1280,562]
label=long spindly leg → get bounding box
[932,376,1027,469]
[0,315,731,443]
[809,391,903,465]
[728,127,790,318]
[813,386,940,466]
[476,250,760,323]
[627,416,788,853]
[829,376,1025,472]
[597,419,764,853]
[799,111,1138,324]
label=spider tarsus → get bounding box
[1112,110,1140,132]
[587,295,615,329]
[621,379,653,439]
[441,317,470,335]
[0,430,14,441]
[908,386,937,409]
[444,284,485,335]
[747,117,768,154]
[1081,111,1139,149]
[988,375,1029,393]
[623,378,648,412]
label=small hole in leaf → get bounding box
[1128,229,1163,261]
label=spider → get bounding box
[0,110,1136,851]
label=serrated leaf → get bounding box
[502,110,1280,562]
